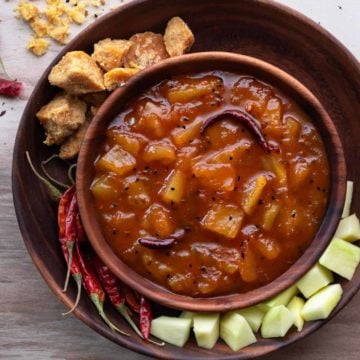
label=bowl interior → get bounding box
[77,51,346,312]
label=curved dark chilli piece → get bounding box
[138,237,176,249]
[138,228,186,249]
[200,109,279,153]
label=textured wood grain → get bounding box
[1,0,360,359]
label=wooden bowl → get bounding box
[76,51,346,312]
[12,0,360,358]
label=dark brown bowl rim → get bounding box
[76,51,346,312]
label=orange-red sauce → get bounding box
[91,71,329,297]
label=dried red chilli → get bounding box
[139,296,152,341]
[58,186,82,314]
[93,255,164,346]
[138,228,185,249]
[76,213,86,243]
[200,109,279,153]
[75,242,129,336]
[62,191,79,292]
[138,237,176,249]
[0,78,22,97]
[124,287,140,313]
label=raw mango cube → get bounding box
[261,155,287,187]
[285,116,302,139]
[91,174,120,200]
[96,145,136,176]
[236,306,265,332]
[143,140,176,165]
[261,203,280,231]
[201,204,244,239]
[301,284,343,321]
[254,237,281,260]
[123,177,151,209]
[241,175,267,215]
[171,120,202,147]
[193,313,220,350]
[341,180,354,218]
[142,203,175,237]
[287,296,305,332]
[192,162,235,192]
[288,159,311,189]
[108,129,147,156]
[319,237,360,280]
[239,246,258,282]
[179,311,195,326]
[167,77,221,104]
[261,305,295,338]
[150,316,192,347]
[161,169,186,203]
[334,214,360,242]
[210,141,251,164]
[296,263,333,298]
[220,312,257,351]
[168,86,213,103]
[257,284,298,312]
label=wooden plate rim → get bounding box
[11,0,360,358]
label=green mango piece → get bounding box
[257,284,298,312]
[236,306,265,332]
[193,313,220,349]
[341,181,353,218]
[335,214,360,242]
[261,305,295,338]
[179,311,195,326]
[150,316,191,347]
[287,296,305,331]
[319,237,360,280]
[220,312,257,351]
[301,284,343,321]
[297,263,333,298]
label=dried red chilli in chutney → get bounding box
[91,71,330,297]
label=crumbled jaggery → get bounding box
[27,37,50,56]
[15,0,108,56]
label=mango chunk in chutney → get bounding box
[91,71,329,297]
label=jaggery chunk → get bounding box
[124,32,169,69]
[164,17,195,57]
[103,67,140,91]
[36,92,87,145]
[59,119,90,159]
[92,38,133,71]
[49,51,105,95]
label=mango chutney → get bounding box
[91,71,329,297]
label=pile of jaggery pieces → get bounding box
[36,17,195,159]
[16,0,107,56]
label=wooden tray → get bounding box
[12,0,360,358]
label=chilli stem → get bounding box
[90,294,130,336]
[68,163,77,185]
[25,151,62,201]
[62,241,74,292]
[41,154,69,189]
[62,273,82,316]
